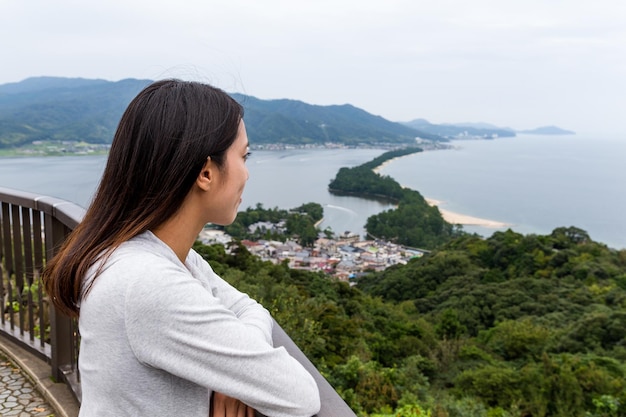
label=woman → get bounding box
[43,80,321,417]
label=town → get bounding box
[198,223,426,282]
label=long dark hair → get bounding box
[43,79,244,318]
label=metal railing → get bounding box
[0,186,355,417]
[0,186,82,398]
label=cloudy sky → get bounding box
[1,0,625,135]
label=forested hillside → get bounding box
[0,77,441,148]
[199,226,626,417]
[230,93,441,145]
[0,77,150,146]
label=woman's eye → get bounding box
[244,152,252,161]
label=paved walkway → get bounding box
[0,336,79,417]
[0,354,56,416]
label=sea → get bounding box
[1,134,624,249]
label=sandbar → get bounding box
[425,198,510,228]
[372,158,398,174]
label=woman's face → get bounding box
[205,120,250,226]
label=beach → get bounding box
[425,198,510,228]
[372,158,396,174]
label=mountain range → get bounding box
[0,77,572,149]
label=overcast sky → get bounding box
[1,0,625,136]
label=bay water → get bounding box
[1,134,624,249]
[379,134,626,249]
[0,148,395,238]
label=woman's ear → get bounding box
[196,157,213,191]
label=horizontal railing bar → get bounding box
[0,187,45,209]
[272,322,355,416]
[0,322,51,360]
[0,188,84,229]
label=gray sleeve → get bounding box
[188,250,274,345]
[124,262,321,417]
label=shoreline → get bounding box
[424,198,510,228]
[371,157,398,174]
[373,150,511,229]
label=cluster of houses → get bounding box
[25,140,111,155]
[198,225,425,281]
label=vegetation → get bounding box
[329,147,423,201]
[329,148,460,249]
[365,191,460,250]
[195,225,626,416]
[223,202,324,247]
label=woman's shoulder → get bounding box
[88,233,186,290]
[108,237,182,272]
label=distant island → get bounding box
[517,125,575,135]
[402,118,516,139]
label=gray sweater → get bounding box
[78,231,320,417]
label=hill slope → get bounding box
[0,77,151,146]
[193,224,626,416]
[231,93,442,145]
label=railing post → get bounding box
[44,212,73,382]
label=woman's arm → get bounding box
[125,262,320,417]
[188,250,274,344]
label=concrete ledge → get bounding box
[0,336,80,417]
